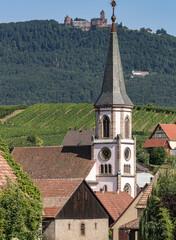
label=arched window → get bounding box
[125,116,130,139]
[100,164,104,174]
[104,185,108,192]
[108,164,112,174]
[81,223,85,236]
[105,164,108,173]
[103,116,110,138]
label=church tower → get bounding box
[92,1,136,197]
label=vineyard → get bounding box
[1,103,176,149]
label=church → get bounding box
[11,1,137,239]
[12,1,136,199]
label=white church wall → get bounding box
[121,177,135,198]
[96,176,117,191]
[93,143,117,175]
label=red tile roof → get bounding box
[34,179,83,218]
[120,218,139,230]
[12,146,94,179]
[95,191,133,221]
[136,173,158,209]
[143,138,170,148]
[160,124,176,140]
[0,152,16,186]
[44,207,61,218]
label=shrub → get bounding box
[150,147,167,165]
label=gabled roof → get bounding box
[62,130,94,146]
[34,179,83,218]
[95,191,133,221]
[143,138,170,148]
[136,173,158,209]
[0,151,16,186]
[120,218,139,230]
[110,184,148,228]
[160,124,176,140]
[12,146,94,179]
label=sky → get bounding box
[0,0,176,36]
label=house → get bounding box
[110,174,158,240]
[34,178,113,240]
[143,123,176,155]
[132,71,149,77]
[0,151,16,186]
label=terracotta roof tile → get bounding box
[95,191,133,221]
[160,124,176,140]
[34,179,83,218]
[136,173,158,209]
[0,152,16,186]
[12,146,94,179]
[143,138,169,148]
[120,218,139,230]
[44,207,61,218]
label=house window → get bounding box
[94,223,97,230]
[77,190,80,201]
[81,223,85,236]
[68,223,71,230]
[125,116,130,139]
[103,116,110,138]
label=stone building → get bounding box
[91,10,108,29]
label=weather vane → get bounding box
[110,1,117,22]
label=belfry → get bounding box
[91,0,136,197]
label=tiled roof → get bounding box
[44,207,61,218]
[120,218,139,230]
[143,138,169,148]
[0,152,16,186]
[34,179,82,218]
[160,124,176,140]
[62,130,94,146]
[136,173,158,209]
[12,146,94,179]
[95,191,133,221]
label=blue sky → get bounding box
[0,0,176,36]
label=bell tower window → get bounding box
[125,116,130,139]
[103,116,110,138]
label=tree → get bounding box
[0,179,42,240]
[150,147,167,165]
[156,28,167,35]
[137,148,150,164]
[139,169,176,240]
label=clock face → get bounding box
[100,147,111,161]
[124,148,131,161]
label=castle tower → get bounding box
[92,1,136,197]
[64,15,71,26]
[100,10,105,20]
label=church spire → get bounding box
[95,0,133,107]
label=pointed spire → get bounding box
[95,1,133,107]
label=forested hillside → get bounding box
[0,20,176,106]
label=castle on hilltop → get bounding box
[64,10,109,31]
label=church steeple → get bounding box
[95,1,133,107]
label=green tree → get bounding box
[0,179,42,240]
[150,146,167,165]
